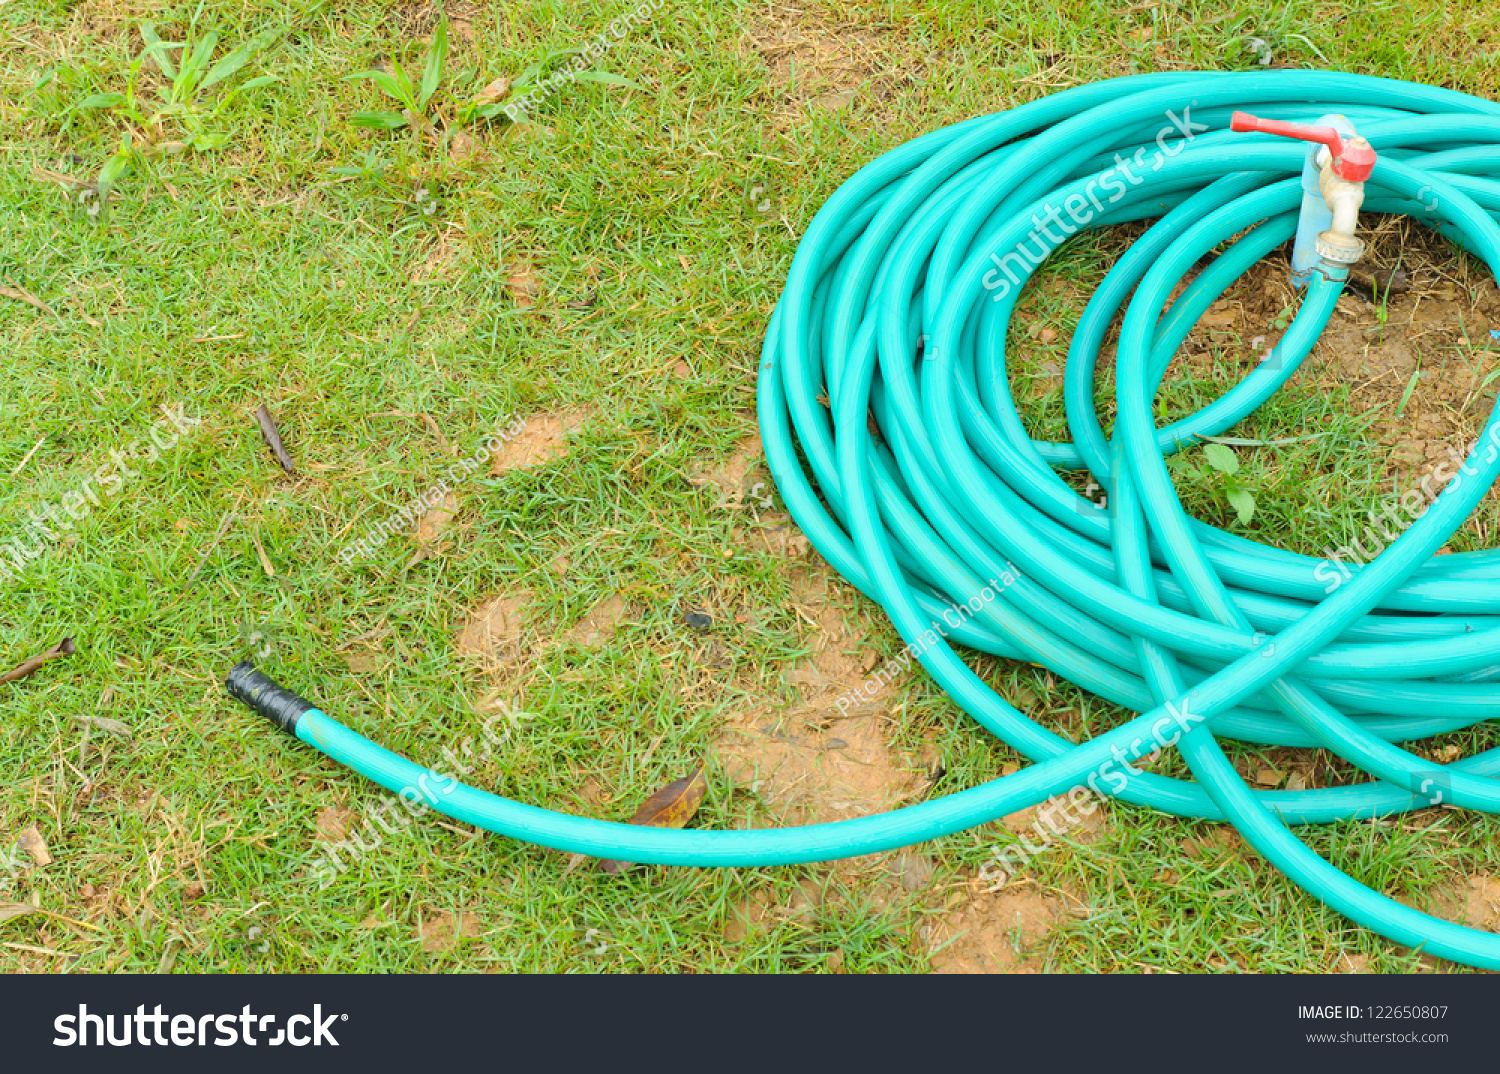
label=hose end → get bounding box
[225,661,315,735]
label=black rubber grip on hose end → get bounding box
[225,661,315,735]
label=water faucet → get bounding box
[1230,111,1377,269]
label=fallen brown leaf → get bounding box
[599,768,707,874]
[30,166,92,190]
[17,826,51,867]
[0,637,76,685]
[448,129,482,161]
[473,76,511,105]
[72,714,132,737]
[253,403,296,474]
[0,281,56,317]
[70,297,102,327]
[0,904,36,925]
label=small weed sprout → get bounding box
[73,20,279,152]
[1176,442,1257,526]
[346,17,644,148]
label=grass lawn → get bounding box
[2,0,1499,972]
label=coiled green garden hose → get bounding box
[230,70,1500,969]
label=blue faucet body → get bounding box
[1291,114,1357,287]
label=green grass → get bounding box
[2,0,1498,973]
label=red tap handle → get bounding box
[1229,111,1376,181]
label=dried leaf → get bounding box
[251,533,277,577]
[17,826,52,866]
[156,936,183,973]
[0,903,36,925]
[0,637,76,685]
[0,281,57,317]
[253,403,296,474]
[30,166,92,191]
[72,714,132,737]
[448,129,481,161]
[598,768,707,874]
[473,77,511,105]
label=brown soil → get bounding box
[928,886,1081,973]
[416,909,481,953]
[491,408,592,473]
[715,564,922,826]
[1171,219,1500,500]
[741,2,925,126]
[455,591,531,678]
[565,594,632,648]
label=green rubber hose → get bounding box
[228,70,1500,969]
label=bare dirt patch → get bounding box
[1168,221,1500,495]
[455,591,531,674]
[414,490,460,544]
[1393,873,1500,969]
[689,429,812,557]
[1000,795,1110,846]
[1429,874,1500,932]
[565,593,632,648]
[716,565,921,826]
[694,427,950,935]
[395,0,486,42]
[410,229,464,284]
[741,3,924,125]
[492,408,592,473]
[1308,224,1500,483]
[1458,876,1500,931]
[722,878,827,942]
[688,432,765,508]
[928,886,1077,973]
[416,909,481,953]
[63,0,157,44]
